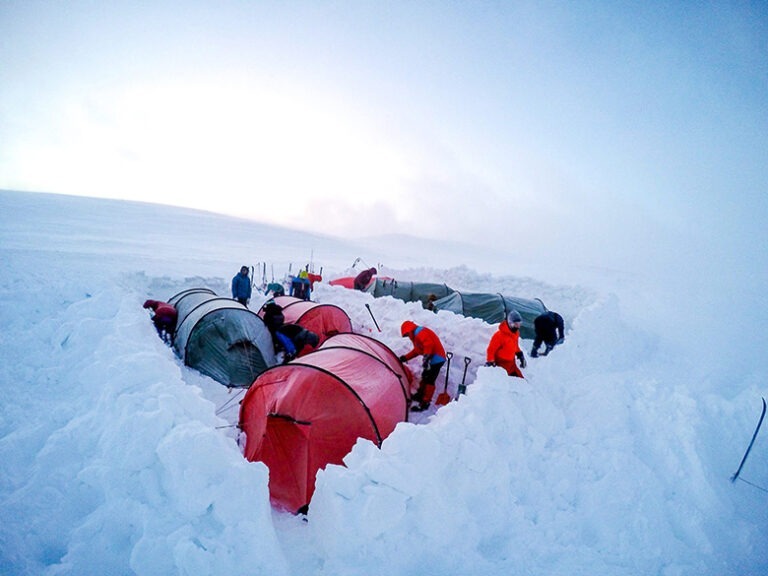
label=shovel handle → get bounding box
[364,303,381,332]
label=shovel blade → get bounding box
[435,392,451,405]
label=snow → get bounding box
[1,189,766,576]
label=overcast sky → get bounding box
[1,1,766,273]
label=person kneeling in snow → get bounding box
[486,310,526,378]
[275,323,320,363]
[143,299,177,345]
[531,310,565,358]
[399,320,447,412]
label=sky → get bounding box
[2,1,767,263]
[1,190,766,575]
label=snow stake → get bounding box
[436,352,454,405]
[731,397,767,484]
[365,303,381,332]
[456,356,471,399]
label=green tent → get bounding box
[169,288,276,387]
[370,278,454,308]
[430,292,546,340]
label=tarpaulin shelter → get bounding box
[430,292,546,339]
[261,296,353,351]
[169,288,276,387]
[238,333,411,513]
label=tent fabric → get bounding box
[329,275,547,338]
[371,278,454,308]
[168,288,276,387]
[238,333,409,513]
[261,296,353,352]
[430,292,546,339]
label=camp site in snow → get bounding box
[1,189,766,575]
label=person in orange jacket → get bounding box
[399,320,447,412]
[486,310,527,378]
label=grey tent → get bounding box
[370,278,454,309]
[430,292,546,339]
[168,288,276,387]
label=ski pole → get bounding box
[365,303,381,332]
[457,356,472,398]
[731,397,767,483]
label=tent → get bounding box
[168,288,276,387]
[261,296,353,352]
[238,333,411,513]
[370,278,453,308]
[328,276,452,309]
[430,292,546,339]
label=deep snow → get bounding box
[0,190,766,576]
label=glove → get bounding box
[485,361,496,367]
[398,355,407,363]
[517,351,527,369]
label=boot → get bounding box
[411,383,435,411]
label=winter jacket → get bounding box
[289,276,311,300]
[262,303,285,335]
[401,322,446,365]
[276,323,320,357]
[231,271,252,302]
[533,311,565,347]
[487,320,524,378]
[143,300,178,332]
[353,267,377,291]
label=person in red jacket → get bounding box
[399,320,447,411]
[143,299,178,344]
[486,310,527,378]
[353,267,377,291]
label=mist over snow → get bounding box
[1,190,766,576]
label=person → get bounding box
[531,310,565,358]
[266,282,285,297]
[142,299,178,344]
[353,267,377,291]
[486,310,527,378]
[399,320,447,412]
[275,323,320,362]
[426,293,438,312]
[231,266,252,306]
[290,270,311,300]
[261,302,286,349]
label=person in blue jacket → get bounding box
[231,265,252,306]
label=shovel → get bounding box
[435,352,454,405]
[456,356,472,399]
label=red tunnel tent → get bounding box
[238,333,411,513]
[261,296,353,352]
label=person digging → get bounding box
[399,320,447,412]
